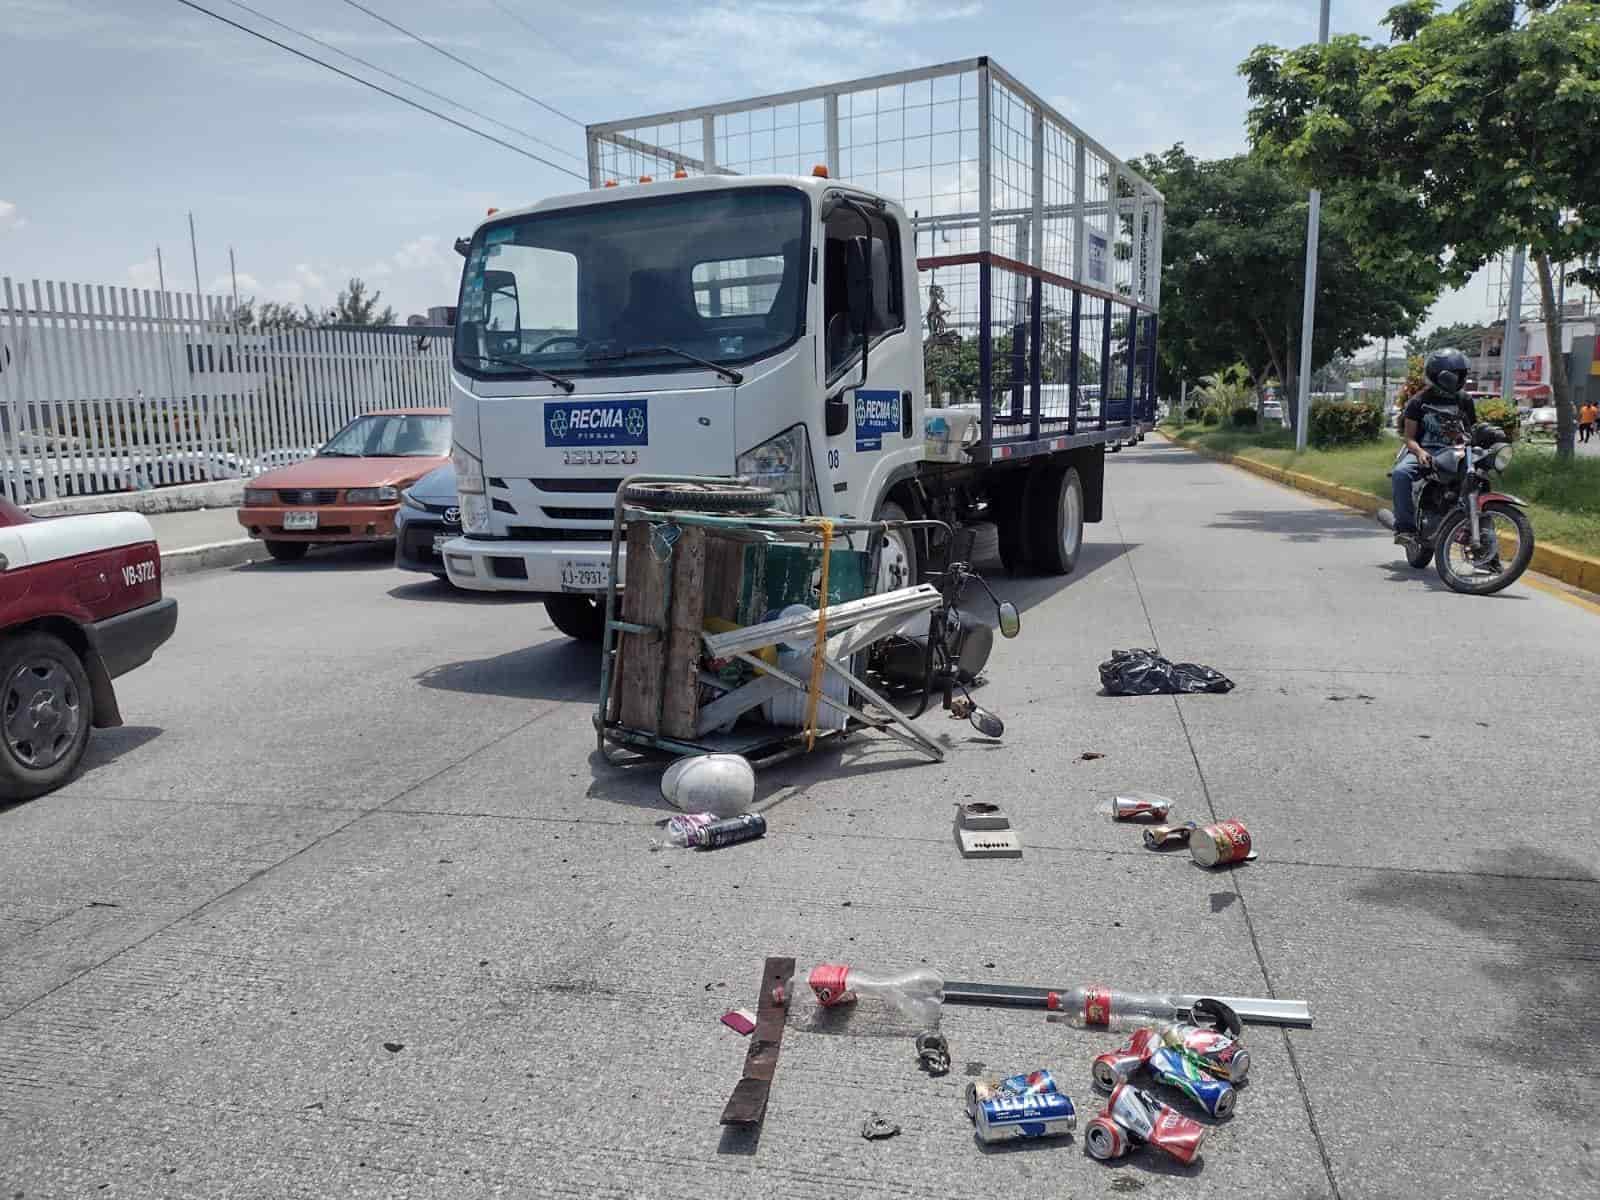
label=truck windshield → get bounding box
[453,186,809,382]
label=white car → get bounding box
[1525,406,1558,437]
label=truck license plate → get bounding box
[560,560,609,592]
[283,511,318,530]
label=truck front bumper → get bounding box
[440,536,625,595]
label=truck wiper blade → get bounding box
[594,344,743,385]
[460,353,575,393]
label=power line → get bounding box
[486,0,585,69]
[336,0,584,128]
[223,0,585,165]
[170,0,587,181]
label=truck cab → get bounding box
[442,175,927,631]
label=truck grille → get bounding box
[278,489,339,505]
[540,506,613,521]
[529,478,623,494]
[506,526,608,543]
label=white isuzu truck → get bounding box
[441,57,1163,639]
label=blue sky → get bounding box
[1,0,1488,328]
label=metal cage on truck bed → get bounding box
[586,56,1164,464]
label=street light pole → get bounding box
[1294,0,1332,452]
[1501,245,1525,406]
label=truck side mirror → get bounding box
[846,236,872,337]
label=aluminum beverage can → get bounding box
[1145,1046,1235,1120]
[1190,819,1251,866]
[1084,1114,1130,1160]
[1143,821,1197,849]
[1091,1027,1160,1091]
[1113,792,1172,821]
[972,1090,1077,1142]
[698,813,767,849]
[1104,1083,1206,1165]
[1160,1022,1250,1083]
[965,1069,1060,1119]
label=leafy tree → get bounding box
[1242,0,1600,457]
[328,277,397,327]
[231,297,317,331]
[1132,146,1435,432]
[1405,319,1487,359]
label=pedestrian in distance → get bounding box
[1580,400,1597,444]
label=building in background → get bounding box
[1474,298,1598,407]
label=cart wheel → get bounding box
[622,481,775,513]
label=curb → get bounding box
[1163,433,1600,598]
[25,480,244,519]
[160,538,273,578]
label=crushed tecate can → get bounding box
[1190,819,1252,866]
[1143,820,1198,849]
[1112,792,1173,821]
[965,1068,1063,1119]
[969,1084,1077,1143]
[1087,1083,1206,1164]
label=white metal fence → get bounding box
[0,277,453,504]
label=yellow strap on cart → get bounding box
[801,519,834,751]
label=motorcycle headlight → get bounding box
[736,423,820,515]
[1492,444,1513,471]
[346,486,400,504]
[243,488,275,506]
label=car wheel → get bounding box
[545,594,606,642]
[265,541,309,562]
[0,631,94,800]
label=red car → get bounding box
[236,408,452,561]
[0,497,177,798]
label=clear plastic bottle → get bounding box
[1047,985,1187,1030]
[651,812,716,849]
[808,963,945,1027]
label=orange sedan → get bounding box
[237,408,451,562]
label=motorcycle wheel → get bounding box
[1405,541,1434,569]
[1434,502,1534,595]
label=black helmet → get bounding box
[1425,348,1470,395]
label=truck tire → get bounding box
[0,631,94,800]
[265,541,309,562]
[621,481,774,513]
[545,595,607,643]
[1029,464,1084,575]
[873,499,919,590]
[992,476,1030,575]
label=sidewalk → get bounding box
[145,506,271,575]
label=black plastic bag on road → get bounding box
[1099,648,1235,696]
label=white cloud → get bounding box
[0,200,20,232]
[208,271,261,294]
[126,259,161,290]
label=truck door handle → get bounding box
[825,393,850,438]
[902,391,913,437]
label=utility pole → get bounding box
[1501,245,1525,406]
[1294,0,1332,452]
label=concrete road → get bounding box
[3,444,1597,1199]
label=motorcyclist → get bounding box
[1392,348,1476,547]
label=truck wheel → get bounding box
[992,477,1030,575]
[0,631,94,800]
[265,541,309,562]
[1029,464,1084,575]
[873,499,919,590]
[545,594,606,642]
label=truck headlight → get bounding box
[453,443,485,494]
[736,423,820,515]
[460,493,490,533]
[346,486,399,504]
